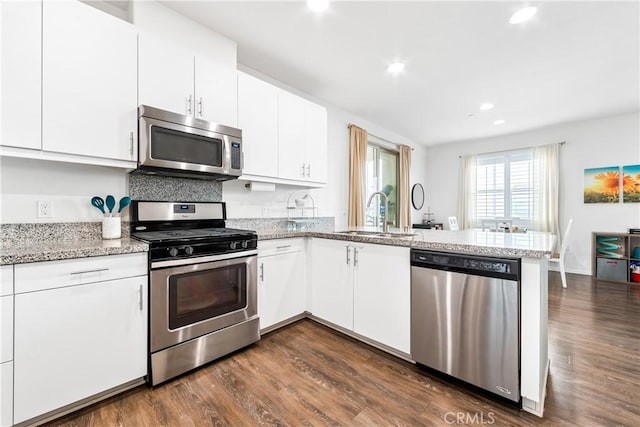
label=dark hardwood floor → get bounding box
[46,272,640,427]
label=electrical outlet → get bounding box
[37,200,52,218]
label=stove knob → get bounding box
[184,246,194,255]
[241,240,249,249]
[168,247,179,257]
[229,241,238,250]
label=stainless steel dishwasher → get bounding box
[411,249,521,403]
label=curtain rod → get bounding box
[458,141,566,159]
[348,123,414,150]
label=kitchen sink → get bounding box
[335,230,417,239]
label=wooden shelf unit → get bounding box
[592,232,640,285]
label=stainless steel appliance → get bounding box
[410,249,521,403]
[135,105,243,180]
[131,201,259,385]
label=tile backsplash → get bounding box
[129,173,222,202]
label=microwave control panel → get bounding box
[231,142,242,170]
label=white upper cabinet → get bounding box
[42,0,138,162]
[138,33,194,118]
[0,0,41,150]
[139,33,238,128]
[195,55,237,127]
[277,90,328,184]
[237,71,279,177]
[277,90,307,181]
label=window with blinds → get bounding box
[475,149,533,227]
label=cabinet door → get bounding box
[354,244,410,353]
[0,361,12,427]
[310,239,353,330]
[277,90,307,181]
[195,55,237,127]
[304,102,328,183]
[237,72,279,177]
[0,0,41,150]
[0,296,12,364]
[42,0,137,161]
[138,33,194,117]
[14,276,147,424]
[258,251,305,330]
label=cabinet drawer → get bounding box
[258,238,305,257]
[15,253,147,294]
[0,296,12,364]
[0,361,12,427]
[596,258,627,282]
[0,266,13,297]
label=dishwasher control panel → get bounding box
[411,250,520,281]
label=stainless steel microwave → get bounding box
[135,105,243,181]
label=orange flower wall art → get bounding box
[622,164,640,203]
[584,166,620,203]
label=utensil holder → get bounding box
[102,217,121,239]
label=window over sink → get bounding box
[365,137,399,228]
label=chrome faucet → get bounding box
[367,191,389,233]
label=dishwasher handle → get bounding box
[410,249,520,281]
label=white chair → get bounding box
[550,218,574,289]
[447,216,459,231]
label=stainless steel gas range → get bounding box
[130,201,260,385]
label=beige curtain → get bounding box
[348,125,368,227]
[398,145,412,230]
[457,155,477,229]
[533,143,561,248]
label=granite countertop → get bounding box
[1,227,553,266]
[259,228,555,259]
[1,238,149,265]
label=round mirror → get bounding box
[411,183,425,210]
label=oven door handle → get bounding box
[151,250,258,269]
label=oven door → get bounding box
[150,253,257,352]
[139,116,235,176]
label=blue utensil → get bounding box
[117,196,131,214]
[91,196,105,214]
[106,195,116,215]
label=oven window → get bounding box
[168,264,247,330]
[151,126,222,167]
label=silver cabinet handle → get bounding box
[129,131,134,157]
[276,245,291,250]
[138,284,143,311]
[70,268,109,275]
[259,263,264,282]
[301,163,306,178]
[306,164,311,179]
[187,94,192,115]
[354,248,359,267]
[198,97,203,117]
[346,245,351,265]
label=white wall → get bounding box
[0,157,129,223]
[224,65,426,230]
[426,112,640,275]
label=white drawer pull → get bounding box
[69,268,109,275]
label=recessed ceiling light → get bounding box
[307,0,329,13]
[493,119,506,125]
[509,6,537,24]
[387,62,405,73]
[480,103,495,111]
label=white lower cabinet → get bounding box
[257,239,306,331]
[13,254,148,424]
[0,361,12,427]
[352,243,411,354]
[309,239,354,330]
[310,239,410,353]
